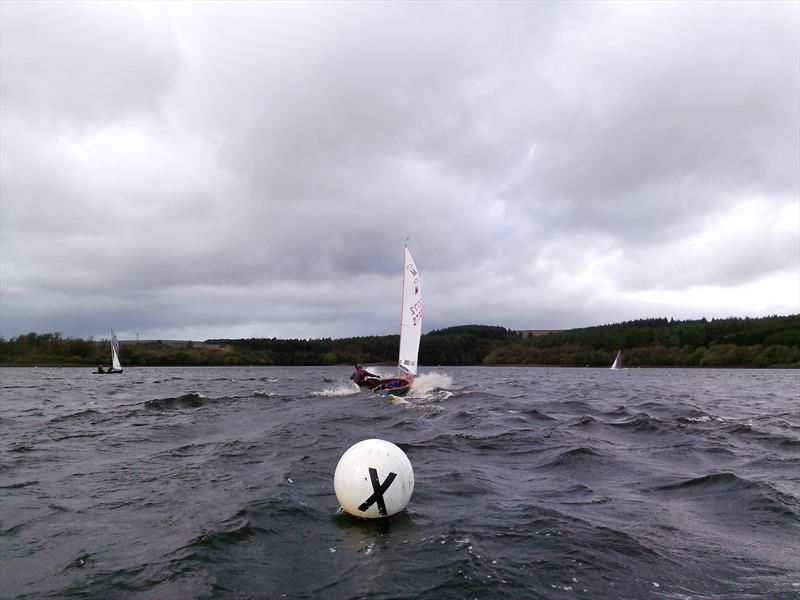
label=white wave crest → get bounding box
[410,372,453,395]
[683,415,724,423]
[385,393,441,415]
[313,383,361,397]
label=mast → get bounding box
[397,244,408,375]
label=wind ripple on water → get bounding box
[1,366,798,599]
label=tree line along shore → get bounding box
[1,315,798,368]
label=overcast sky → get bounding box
[1,1,798,341]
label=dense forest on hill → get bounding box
[483,315,800,367]
[1,315,798,367]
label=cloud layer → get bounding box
[2,1,798,340]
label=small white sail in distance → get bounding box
[397,247,422,377]
[111,328,122,371]
[610,349,622,370]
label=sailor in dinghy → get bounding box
[350,364,380,389]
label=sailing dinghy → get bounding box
[610,349,622,370]
[372,246,422,397]
[97,328,124,374]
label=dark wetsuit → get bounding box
[351,368,378,385]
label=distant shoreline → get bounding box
[2,363,796,370]
[3,317,798,368]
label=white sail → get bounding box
[110,328,122,371]
[397,247,422,376]
[610,349,621,370]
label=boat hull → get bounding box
[372,385,410,396]
[355,377,381,390]
[372,376,412,396]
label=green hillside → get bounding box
[483,315,800,367]
[1,315,798,367]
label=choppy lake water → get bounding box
[1,366,798,599]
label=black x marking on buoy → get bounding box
[358,467,397,516]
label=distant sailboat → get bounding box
[610,349,623,370]
[97,328,124,374]
[372,246,423,396]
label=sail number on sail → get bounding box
[407,263,419,289]
[409,298,423,325]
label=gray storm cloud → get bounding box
[1,1,798,340]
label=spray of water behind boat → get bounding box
[408,372,454,399]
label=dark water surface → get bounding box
[1,366,798,599]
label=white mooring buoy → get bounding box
[334,439,414,519]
